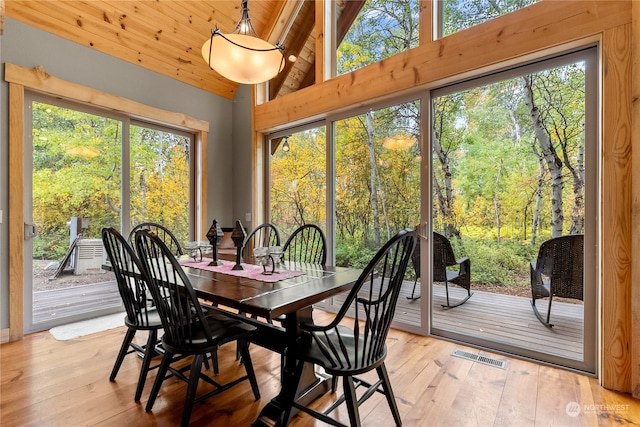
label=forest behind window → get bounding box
[441,0,538,37]
[32,101,192,260]
[336,0,419,76]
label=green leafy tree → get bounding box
[31,102,191,259]
[338,0,419,75]
[442,0,538,36]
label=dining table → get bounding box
[178,258,362,427]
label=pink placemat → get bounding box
[179,258,304,283]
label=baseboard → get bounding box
[0,328,9,344]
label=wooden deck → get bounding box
[429,286,584,361]
[32,280,123,325]
[331,280,584,362]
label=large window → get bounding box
[333,101,421,268]
[266,47,598,372]
[270,125,327,239]
[336,0,420,76]
[31,102,122,256]
[31,100,194,250]
[268,98,422,329]
[129,123,193,244]
[437,0,538,38]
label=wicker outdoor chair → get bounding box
[433,232,472,308]
[530,234,584,327]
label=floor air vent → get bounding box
[452,349,507,369]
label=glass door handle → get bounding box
[24,222,38,240]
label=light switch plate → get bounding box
[245,213,252,222]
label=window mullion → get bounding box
[121,119,131,236]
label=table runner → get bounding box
[179,258,304,283]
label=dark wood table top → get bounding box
[183,262,362,321]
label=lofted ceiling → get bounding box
[5,0,310,100]
[4,0,363,101]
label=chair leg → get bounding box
[110,327,136,381]
[531,297,555,328]
[406,278,420,300]
[343,376,362,427]
[180,354,204,427]
[211,349,219,375]
[145,351,172,412]
[134,329,157,402]
[441,283,473,308]
[377,364,402,426]
[238,338,260,400]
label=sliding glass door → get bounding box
[429,48,597,372]
[25,94,195,332]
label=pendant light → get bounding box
[202,0,285,84]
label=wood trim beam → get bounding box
[8,82,25,342]
[0,0,5,35]
[419,0,432,45]
[631,0,640,399]
[198,130,208,240]
[315,0,326,84]
[4,64,209,133]
[601,23,633,393]
[254,1,629,131]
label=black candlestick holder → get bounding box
[231,219,246,270]
[206,219,224,266]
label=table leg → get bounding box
[252,307,332,427]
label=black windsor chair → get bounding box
[128,222,184,256]
[282,224,327,266]
[101,227,163,402]
[135,229,260,427]
[242,223,281,263]
[280,228,416,427]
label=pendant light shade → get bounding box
[202,0,285,85]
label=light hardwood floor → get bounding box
[1,310,638,427]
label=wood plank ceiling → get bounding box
[4,1,362,101]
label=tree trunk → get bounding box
[523,75,564,238]
[564,138,585,234]
[530,156,545,246]
[432,129,459,238]
[366,111,381,247]
[494,161,503,243]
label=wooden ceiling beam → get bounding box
[269,0,315,100]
